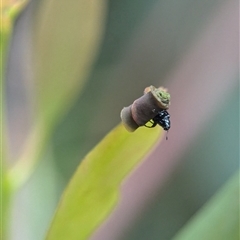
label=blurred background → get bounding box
[5,0,239,239]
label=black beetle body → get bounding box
[145,109,171,131]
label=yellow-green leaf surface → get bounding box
[46,124,162,240]
[8,0,107,189]
[173,171,240,240]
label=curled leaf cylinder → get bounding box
[120,86,170,132]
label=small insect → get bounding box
[145,109,171,131]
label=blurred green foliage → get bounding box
[173,171,239,240]
[4,0,239,239]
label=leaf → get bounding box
[173,171,240,240]
[46,124,162,240]
[8,0,107,189]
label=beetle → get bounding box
[145,109,171,131]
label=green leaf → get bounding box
[173,171,240,240]
[46,124,162,240]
